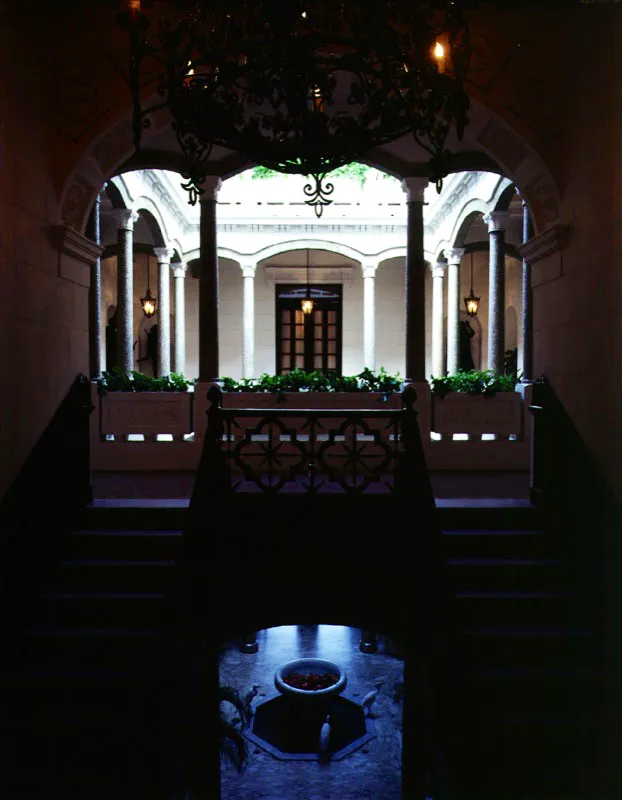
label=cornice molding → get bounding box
[51,224,104,265]
[518,224,571,264]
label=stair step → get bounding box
[453,590,582,625]
[36,591,170,626]
[54,559,177,591]
[17,626,167,669]
[441,528,554,557]
[447,557,567,591]
[68,529,183,560]
[459,626,599,669]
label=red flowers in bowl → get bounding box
[282,672,340,691]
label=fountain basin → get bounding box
[274,658,347,700]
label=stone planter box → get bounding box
[431,391,522,437]
[221,391,402,410]
[99,391,194,436]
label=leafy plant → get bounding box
[430,369,520,398]
[249,162,399,186]
[220,367,403,396]
[96,366,195,395]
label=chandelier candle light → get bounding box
[118,0,473,215]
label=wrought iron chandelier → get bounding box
[464,250,480,317]
[119,1,473,215]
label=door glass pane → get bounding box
[328,310,336,324]
[328,356,336,370]
[295,324,304,339]
[314,356,323,369]
[296,355,304,368]
[314,340,323,354]
[281,324,291,338]
[314,310,323,324]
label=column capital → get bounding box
[401,177,428,203]
[199,176,223,202]
[361,261,378,279]
[172,261,188,279]
[240,262,257,279]
[446,247,465,266]
[483,211,510,233]
[153,246,175,264]
[113,208,139,231]
[430,258,447,279]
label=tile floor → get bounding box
[219,625,404,800]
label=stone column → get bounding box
[362,261,378,370]
[198,178,223,383]
[241,262,257,379]
[87,184,106,378]
[172,261,188,375]
[154,246,174,378]
[446,248,465,375]
[431,258,447,378]
[483,211,509,375]
[113,208,139,375]
[520,198,534,382]
[401,178,428,382]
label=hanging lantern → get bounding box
[464,250,480,317]
[302,249,314,315]
[141,255,157,318]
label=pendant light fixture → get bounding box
[301,249,314,315]
[141,254,157,318]
[464,250,480,317]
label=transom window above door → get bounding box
[276,285,342,375]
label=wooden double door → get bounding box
[276,284,342,375]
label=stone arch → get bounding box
[134,206,167,249]
[190,239,370,266]
[59,91,562,237]
[494,182,518,212]
[453,209,486,249]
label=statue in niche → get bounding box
[105,305,118,371]
[139,323,159,376]
[459,319,476,372]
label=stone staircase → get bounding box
[3,518,184,800]
[2,497,610,800]
[439,510,610,800]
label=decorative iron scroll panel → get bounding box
[220,409,403,494]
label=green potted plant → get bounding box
[429,368,523,438]
[94,367,196,438]
[220,367,403,410]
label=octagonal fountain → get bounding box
[245,658,376,761]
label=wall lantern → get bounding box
[141,255,157,318]
[301,249,314,315]
[464,250,480,317]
